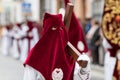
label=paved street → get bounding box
[0,54,104,80]
[0,54,24,80]
[91,65,104,80]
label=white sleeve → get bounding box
[20,25,29,37]
[74,62,90,80]
[74,54,91,80]
[102,37,112,49]
[32,28,39,43]
[23,65,45,80]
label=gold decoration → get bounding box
[102,0,120,47]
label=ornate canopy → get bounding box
[102,0,120,49]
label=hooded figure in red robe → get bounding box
[63,0,90,79]
[23,0,90,79]
[64,0,88,54]
[23,12,90,80]
[24,13,75,80]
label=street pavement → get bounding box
[0,54,104,80]
[0,54,24,80]
[91,64,104,80]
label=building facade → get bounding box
[0,0,104,25]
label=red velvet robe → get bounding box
[24,13,75,80]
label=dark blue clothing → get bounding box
[85,22,91,34]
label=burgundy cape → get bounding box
[24,13,75,80]
[16,23,21,29]
[26,20,34,31]
[64,0,88,53]
[68,14,88,53]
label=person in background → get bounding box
[86,20,100,64]
[20,20,39,62]
[10,23,22,59]
[84,18,92,35]
[1,24,13,56]
[99,29,105,66]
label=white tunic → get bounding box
[20,24,39,62]
[19,24,29,62]
[10,26,23,59]
[1,27,12,56]
[102,38,117,80]
[23,54,91,80]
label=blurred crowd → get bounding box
[83,18,105,66]
[0,19,43,62]
[0,16,106,67]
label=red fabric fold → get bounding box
[64,0,88,53]
[68,14,88,53]
[24,13,75,80]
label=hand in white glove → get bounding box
[77,53,90,68]
[77,53,90,74]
